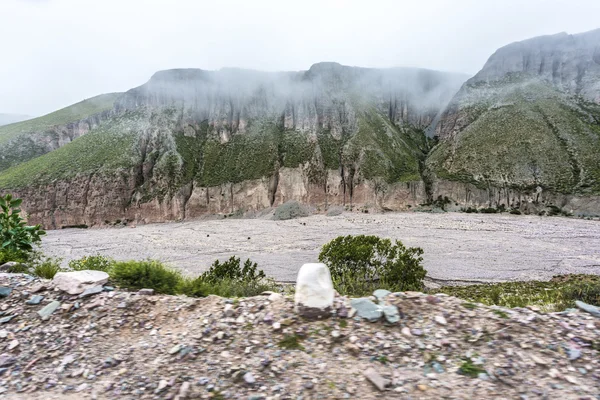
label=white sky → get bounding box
[1,0,599,116]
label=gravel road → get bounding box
[41,212,600,283]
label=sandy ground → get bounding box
[41,212,600,283]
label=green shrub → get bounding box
[509,209,522,215]
[437,274,600,311]
[110,260,182,295]
[0,194,45,253]
[318,235,426,296]
[69,254,114,273]
[479,207,497,214]
[201,256,266,283]
[33,257,63,279]
[180,256,277,298]
[273,201,309,220]
[0,248,29,265]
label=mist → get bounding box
[1,0,600,116]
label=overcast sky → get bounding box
[1,0,599,116]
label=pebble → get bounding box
[0,287,12,298]
[350,298,382,322]
[25,295,44,305]
[37,300,61,319]
[363,367,389,391]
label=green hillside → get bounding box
[0,93,121,146]
[428,79,600,194]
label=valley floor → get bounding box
[41,212,600,283]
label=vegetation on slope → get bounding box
[0,93,120,146]
[428,79,600,194]
[0,110,141,188]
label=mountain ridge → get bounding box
[1,29,600,228]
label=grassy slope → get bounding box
[428,80,600,193]
[0,111,141,188]
[0,93,121,146]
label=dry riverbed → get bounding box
[42,212,600,283]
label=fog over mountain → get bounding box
[1,0,600,116]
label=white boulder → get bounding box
[294,263,334,318]
[52,270,109,295]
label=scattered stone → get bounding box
[25,295,44,305]
[0,262,18,272]
[350,298,382,322]
[37,300,61,319]
[363,367,389,391]
[434,315,447,325]
[382,305,400,323]
[178,381,191,398]
[567,346,581,361]
[401,327,412,337]
[78,285,104,298]
[0,287,12,298]
[52,270,109,295]
[0,316,15,324]
[155,379,168,393]
[294,263,334,318]
[272,322,281,331]
[7,340,19,350]
[0,354,16,368]
[169,344,183,355]
[243,372,256,385]
[138,288,154,295]
[575,301,600,318]
[373,289,391,302]
[268,292,283,302]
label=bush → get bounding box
[0,194,45,254]
[509,209,522,215]
[318,235,426,296]
[32,257,63,279]
[201,256,266,284]
[273,201,309,220]
[69,254,114,273]
[110,260,183,295]
[180,256,276,298]
[0,248,29,265]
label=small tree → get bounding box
[319,235,426,296]
[0,194,45,256]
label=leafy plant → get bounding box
[319,235,426,296]
[458,358,486,378]
[201,256,266,284]
[0,194,45,254]
[110,260,183,295]
[278,334,305,350]
[69,254,114,273]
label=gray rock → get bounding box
[38,300,61,319]
[52,270,109,295]
[0,287,12,298]
[0,354,16,368]
[575,301,600,318]
[0,262,18,272]
[382,305,400,323]
[373,289,391,302]
[0,316,15,324]
[350,298,382,322]
[567,347,582,361]
[363,367,389,391]
[25,295,44,305]
[138,288,154,295]
[243,372,256,385]
[78,285,104,298]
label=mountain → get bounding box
[428,29,600,214]
[1,28,600,229]
[0,114,32,126]
[0,64,465,228]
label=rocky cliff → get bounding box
[0,64,464,228]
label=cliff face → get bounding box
[1,64,461,228]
